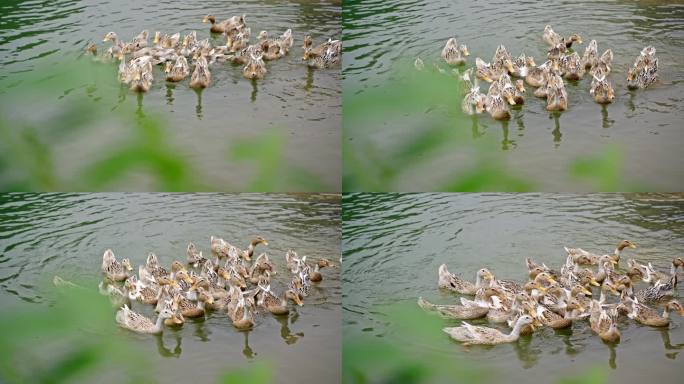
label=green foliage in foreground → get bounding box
[342,63,643,192]
[0,59,325,192]
[343,304,607,384]
[0,278,271,384]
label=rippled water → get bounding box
[343,0,684,191]
[0,193,341,382]
[343,193,684,382]
[0,0,341,190]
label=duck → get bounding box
[525,61,550,87]
[581,40,598,69]
[101,249,132,282]
[226,28,251,53]
[441,38,469,65]
[164,56,189,82]
[592,307,621,343]
[257,283,301,315]
[489,73,517,106]
[627,46,658,89]
[414,57,425,71]
[437,264,491,294]
[307,40,341,69]
[590,73,615,104]
[461,79,486,115]
[543,25,582,50]
[189,54,211,89]
[243,51,268,80]
[417,297,489,320]
[310,258,333,282]
[626,298,684,327]
[175,286,213,318]
[442,314,534,346]
[126,56,154,92]
[534,304,573,329]
[545,74,568,111]
[506,54,536,78]
[561,52,584,80]
[230,294,256,330]
[302,35,333,61]
[202,14,245,34]
[186,242,208,267]
[635,275,676,304]
[484,93,511,120]
[564,240,636,266]
[116,305,174,334]
[591,49,613,77]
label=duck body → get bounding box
[627,46,658,89]
[116,305,173,334]
[418,297,489,320]
[190,55,211,89]
[101,249,132,282]
[443,315,533,346]
[441,38,469,65]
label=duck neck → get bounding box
[154,313,165,332]
[475,273,482,288]
[510,319,525,338]
[198,299,206,311]
[662,306,671,319]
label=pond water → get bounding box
[342,193,684,383]
[0,0,341,191]
[342,0,684,191]
[0,193,341,383]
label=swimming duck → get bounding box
[627,46,658,89]
[525,61,550,87]
[417,297,489,320]
[561,52,584,80]
[484,93,511,120]
[302,35,333,61]
[186,242,208,267]
[116,305,174,334]
[543,25,582,50]
[581,40,598,69]
[506,54,536,78]
[534,304,573,329]
[590,49,613,77]
[310,258,332,282]
[443,314,534,346]
[441,38,469,65]
[488,73,517,106]
[127,56,154,92]
[164,56,189,82]
[635,275,676,304]
[545,74,568,111]
[590,73,615,104]
[203,14,245,34]
[101,249,132,282]
[437,264,491,294]
[565,240,636,266]
[189,54,211,89]
[461,76,486,115]
[626,298,684,327]
[307,40,341,69]
[592,307,621,343]
[257,283,301,315]
[229,293,256,330]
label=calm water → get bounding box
[343,193,684,383]
[342,0,684,191]
[0,0,341,190]
[0,193,341,383]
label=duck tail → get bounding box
[417,297,436,312]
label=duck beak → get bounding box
[590,279,600,287]
[629,243,637,249]
[582,287,593,296]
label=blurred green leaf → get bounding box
[220,362,272,384]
